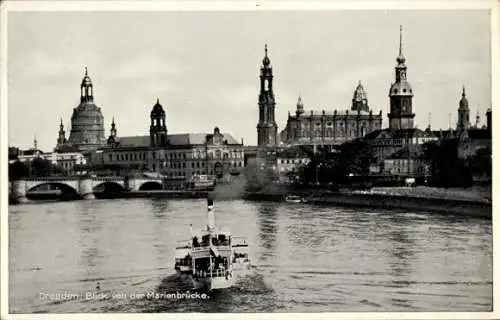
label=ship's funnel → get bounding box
[207,198,215,231]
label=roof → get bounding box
[430,128,491,140]
[466,128,491,140]
[54,144,79,153]
[117,136,150,147]
[112,132,241,148]
[19,148,44,156]
[277,145,312,159]
[294,109,381,117]
[386,145,424,159]
[363,128,434,140]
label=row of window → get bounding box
[106,150,244,162]
[279,159,308,164]
[169,162,244,169]
[296,128,367,138]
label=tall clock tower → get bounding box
[388,26,415,130]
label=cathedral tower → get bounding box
[256,44,278,147]
[295,95,304,117]
[388,26,415,130]
[57,118,67,146]
[352,80,370,112]
[150,98,168,147]
[457,86,470,132]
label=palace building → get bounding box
[55,68,106,153]
[279,81,383,148]
[89,99,245,184]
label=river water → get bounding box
[9,198,492,313]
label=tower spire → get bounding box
[399,25,403,56]
[85,66,88,76]
[34,132,37,150]
[475,107,480,128]
[60,117,63,128]
[427,112,431,130]
[462,85,466,97]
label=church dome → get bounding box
[389,81,413,96]
[67,67,106,152]
[151,98,165,117]
[68,102,105,151]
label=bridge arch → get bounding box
[26,182,79,200]
[93,182,125,193]
[138,181,163,191]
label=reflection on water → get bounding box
[256,203,278,262]
[8,199,492,313]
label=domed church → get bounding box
[56,68,106,153]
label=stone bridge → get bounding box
[10,176,164,203]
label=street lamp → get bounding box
[316,163,322,186]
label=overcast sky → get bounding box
[7,9,491,151]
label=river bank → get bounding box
[242,185,492,219]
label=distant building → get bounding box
[429,88,492,160]
[90,99,245,184]
[275,145,312,182]
[10,137,86,175]
[279,82,383,148]
[55,68,106,153]
[381,146,430,177]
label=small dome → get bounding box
[151,98,165,116]
[396,53,406,64]
[81,67,92,86]
[353,81,368,101]
[262,44,271,67]
[459,86,469,109]
[297,96,303,108]
[389,81,413,96]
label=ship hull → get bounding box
[192,275,235,290]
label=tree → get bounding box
[9,160,29,181]
[27,158,64,177]
[423,139,472,188]
[468,147,492,177]
[337,139,376,176]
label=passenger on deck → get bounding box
[192,237,199,247]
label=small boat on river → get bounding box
[285,194,307,203]
[174,198,250,290]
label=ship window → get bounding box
[394,89,398,93]
[403,89,407,93]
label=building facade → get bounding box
[280,81,383,147]
[256,45,278,148]
[91,99,245,184]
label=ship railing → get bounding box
[193,268,230,278]
[191,245,231,252]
